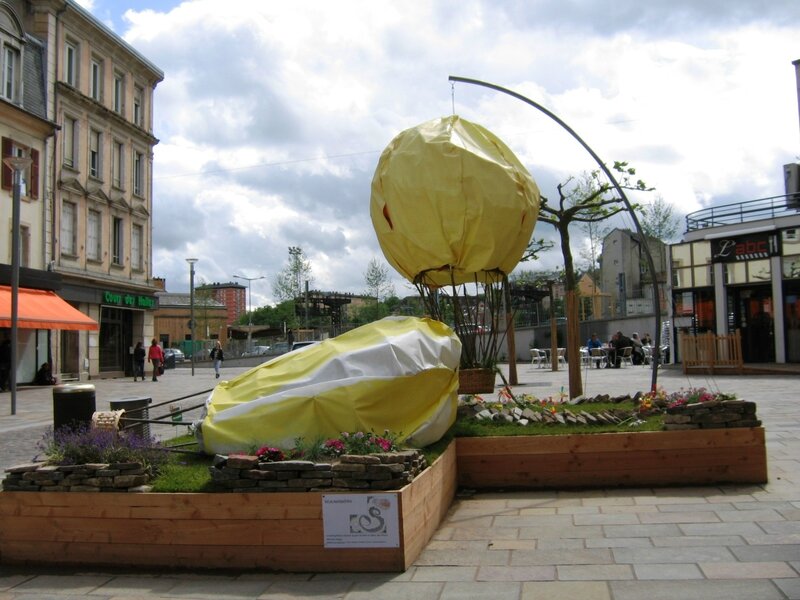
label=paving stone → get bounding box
[715,508,785,522]
[521,581,611,600]
[638,511,722,524]
[602,523,682,538]
[533,538,586,550]
[411,566,477,582]
[345,581,443,599]
[729,544,800,562]
[610,579,785,600]
[633,563,704,580]
[440,581,522,600]
[518,524,604,539]
[679,522,766,536]
[556,564,633,580]
[476,565,556,581]
[509,548,613,566]
[415,548,510,566]
[773,577,800,600]
[612,546,736,564]
[700,561,797,579]
[585,537,653,549]
[10,574,114,595]
[161,578,272,599]
[651,535,745,547]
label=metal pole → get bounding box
[4,156,31,416]
[449,75,662,392]
[186,258,198,376]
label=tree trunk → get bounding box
[559,224,583,398]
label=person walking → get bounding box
[133,341,146,381]
[210,341,224,379]
[147,339,164,382]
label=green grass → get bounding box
[149,403,662,492]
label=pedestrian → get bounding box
[147,338,164,382]
[586,333,603,369]
[34,362,56,385]
[0,339,10,392]
[210,340,224,379]
[630,332,645,365]
[133,341,146,381]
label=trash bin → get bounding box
[52,383,96,431]
[109,396,153,439]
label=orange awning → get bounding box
[0,285,99,330]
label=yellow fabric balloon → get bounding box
[370,115,540,287]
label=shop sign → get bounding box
[103,291,157,309]
[711,233,780,263]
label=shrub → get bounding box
[37,424,169,475]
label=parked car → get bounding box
[269,342,290,355]
[163,348,185,369]
[241,345,270,357]
[290,340,320,351]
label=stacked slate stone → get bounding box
[462,393,635,427]
[663,399,760,430]
[209,450,427,493]
[2,462,151,492]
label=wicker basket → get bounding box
[458,368,496,394]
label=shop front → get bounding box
[671,224,800,364]
[58,282,158,379]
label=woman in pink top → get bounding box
[147,338,164,382]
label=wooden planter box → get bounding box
[0,427,768,571]
[456,427,768,489]
[0,444,457,572]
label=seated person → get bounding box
[630,333,645,365]
[586,333,604,368]
[641,333,653,346]
[606,331,633,368]
[34,363,57,386]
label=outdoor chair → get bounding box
[530,348,548,368]
[590,347,607,369]
[620,346,634,367]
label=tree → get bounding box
[273,246,313,302]
[364,257,395,303]
[638,194,680,243]
[538,162,652,398]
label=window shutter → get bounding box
[1,137,11,190]
[30,149,39,199]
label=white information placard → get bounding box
[322,494,400,548]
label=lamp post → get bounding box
[3,155,32,416]
[186,258,198,376]
[233,274,265,353]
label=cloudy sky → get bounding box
[78,0,800,308]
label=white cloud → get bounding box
[88,0,800,307]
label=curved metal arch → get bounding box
[449,75,662,391]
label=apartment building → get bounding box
[0,1,163,381]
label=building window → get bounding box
[1,137,39,199]
[113,71,124,113]
[87,209,101,261]
[62,116,78,169]
[90,58,103,101]
[671,241,712,289]
[112,217,124,265]
[131,224,143,270]
[112,140,124,188]
[61,201,77,255]
[1,44,19,102]
[133,85,143,126]
[20,224,29,267]
[64,41,78,87]
[89,129,102,179]
[133,150,143,196]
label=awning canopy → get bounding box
[0,286,99,330]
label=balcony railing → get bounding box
[685,193,799,231]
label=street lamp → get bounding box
[233,274,265,353]
[3,155,32,416]
[186,258,198,376]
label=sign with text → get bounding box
[322,493,399,548]
[102,291,157,310]
[711,233,780,263]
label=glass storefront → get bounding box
[99,306,133,373]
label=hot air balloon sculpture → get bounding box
[371,115,540,392]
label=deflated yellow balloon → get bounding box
[370,115,540,287]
